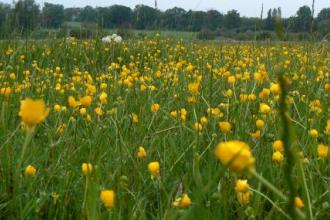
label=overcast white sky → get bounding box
[2,0,330,17]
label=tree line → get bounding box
[0,0,329,38]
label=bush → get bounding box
[197,29,215,40]
[116,28,134,39]
[256,32,272,41]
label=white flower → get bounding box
[102,36,112,43]
[113,36,122,43]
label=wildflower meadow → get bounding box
[0,36,329,219]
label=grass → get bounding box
[0,37,329,219]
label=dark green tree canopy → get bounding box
[43,2,64,28]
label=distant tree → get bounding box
[224,10,241,29]
[205,10,223,30]
[316,8,330,22]
[0,3,10,27]
[296,6,312,32]
[186,10,206,31]
[241,17,259,31]
[133,5,161,29]
[0,3,12,36]
[108,5,132,28]
[78,6,97,22]
[64,8,81,22]
[264,9,274,30]
[43,3,64,28]
[14,0,40,32]
[161,7,187,30]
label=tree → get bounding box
[264,9,274,30]
[205,10,223,30]
[78,6,97,22]
[296,6,312,32]
[108,5,132,28]
[316,8,330,22]
[43,3,64,28]
[224,10,241,29]
[161,7,187,30]
[186,10,206,31]
[0,3,10,27]
[64,8,81,22]
[14,0,40,32]
[0,3,11,35]
[133,5,161,29]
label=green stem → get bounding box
[251,169,305,219]
[250,188,291,220]
[251,169,287,201]
[16,130,33,176]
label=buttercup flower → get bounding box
[25,165,37,176]
[148,161,160,178]
[317,144,329,159]
[235,179,249,193]
[214,141,255,172]
[19,98,49,129]
[173,193,192,208]
[81,163,93,176]
[100,190,115,209]
[137,146,147,158]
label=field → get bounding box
[0,37,329,219]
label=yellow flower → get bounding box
[309,129,318,138]
[80,108,87,116]
[95,107,104,116]
[259,88,270,99]
[137,146,147,158]
[100,190,115,209]
[56,123,67,134]
[79,96,92,106]
[68,96,81,108]
[200,116,208,125]
[256,119,265,129]
[99,92,108,104]
[193,122,203,132]
[272,151,284,163]
[188,82,199,94]
[173,193,192,208]
[19,98,49,128]
[237,191,250,206]
[227,75,236,84]
[235,179,249,193]
[325,119,330,135]
[270,83,281,95]
[273,140,284,152]
[259,103,271,114]
[54,104,61,112]
[294,196,304,208]
[317,144,329,159]
[0,87,12,97]
[81,163,93,176]
[148,161,160,178]
[131,113,139,123]
[218,121,231,134]
[250,130,261,140]
[25,165,37,176]
[151,103,160,113]
[214,141,255,172]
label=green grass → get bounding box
[0,38,329,219]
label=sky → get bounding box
[2,0,330,17]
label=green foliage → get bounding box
[43,3,64,28]
[224,10,241,29]
[256,32,272,41]
[196,29,215,40]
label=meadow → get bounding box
[0,36,329,219]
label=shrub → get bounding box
[197,29,215,40]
